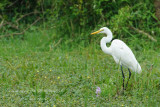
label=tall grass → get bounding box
[0,27,160,106]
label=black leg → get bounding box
[121,65,125,90]
[126,68,131,88]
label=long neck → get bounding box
[100,30,113,55]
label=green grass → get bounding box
[0,29,160,106]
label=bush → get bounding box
[0,0,159,42]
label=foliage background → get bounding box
[0,0,159,42]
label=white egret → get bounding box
[91,27,142,90]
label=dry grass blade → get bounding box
[130,26,157,42]
[0,17,41,38]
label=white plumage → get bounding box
[110,39,141,73]
[91,27,142,90]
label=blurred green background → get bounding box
[0,0,160,106]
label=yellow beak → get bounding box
[91,29,104,35]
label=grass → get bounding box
[0,28,160,106]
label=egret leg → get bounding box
[126,68,131,89]
[121,65,125,90]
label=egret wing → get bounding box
[111,39,138,70]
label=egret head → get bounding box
[91,27,110,35]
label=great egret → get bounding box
[91,27,142,90]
